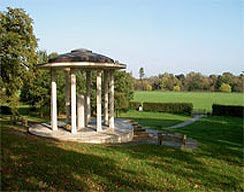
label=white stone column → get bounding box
[65,69,70,123]
[85,71,91,126]
[96,70,102,131]
[77,94,85,129]
[71,70,77,134]
[51,69,58,131]
[109,70,114,129]
[104,70,109,125]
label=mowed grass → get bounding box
[133,91,244,111]
[119,110,191,129]
[1,114,243,191]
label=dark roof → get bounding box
[48,49,114,63]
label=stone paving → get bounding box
[29,118,134,144]
[29,117,199,148]
[134,128,198,149]
[164,114,206,129]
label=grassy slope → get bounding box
[1,114,243,191]
[133,91,244,111]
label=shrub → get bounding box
[212,104,244,117]
[173,85,181,92]
[129,101,142,110]
[219,83,231,93]
[143,102,193,114]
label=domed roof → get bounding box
[37,48,126,70]
[48,48,114,63]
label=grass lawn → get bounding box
[1,112,243,191]
[119,110,191,129]
[133,91,244,112]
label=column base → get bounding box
[71,129,77,134]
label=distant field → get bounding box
[133,91,244,111]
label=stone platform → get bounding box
[29,118,133,144]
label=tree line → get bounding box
[135,67,243,93]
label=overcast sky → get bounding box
[1,0,243,77]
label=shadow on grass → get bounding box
[1,125,160,191]
[1,115,243,191]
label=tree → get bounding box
[219,83,231,93]
[114,70,134,101]
[159,73,180,91]
[113,70,134,115]
[20,51,58,116]
[184,72,210,91]
[139,67,145,80]
[144,83,152,91]
[0,7,38,113]
[147,76,161,90]
[173,85,181,92]
[235,74,244,92]
[209,74,218,91]
[114,92,129,117]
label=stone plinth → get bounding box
[28,119,134,144]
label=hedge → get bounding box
[129,101,142,110]
[212,104,244,118]
[143,102,193,114]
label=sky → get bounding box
[1,0,243,77]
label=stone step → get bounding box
[133,134,150,140]
[136,131,149,135]
[134,132,150,138]
[134,128,146,132]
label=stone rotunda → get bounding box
[29,49,133,144]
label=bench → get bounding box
[158,132,187,146]
[10,115,28,127]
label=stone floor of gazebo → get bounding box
[28,118,134,144]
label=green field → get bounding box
[1,114,243,191]
[120,110,191,129]
[133,91,244,111]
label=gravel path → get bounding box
[164,114,206,129]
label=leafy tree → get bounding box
[20,51,58,116]
[184,72,210,91]
[216,72,234,90]
[0,7,38,113]
[114,70,134,101]
[139,67,145,80]
[219,83,231,93]
[114,92,128,117]
[159,73,180,91]
[144,83,152,91]
[173,85,181,92]
[234,75,244,92]
[175,74,185,91]
[209,74,218,91]
[147,76,161,90]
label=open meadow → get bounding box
[133,91,244,112]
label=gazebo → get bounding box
[37,48,126,134]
